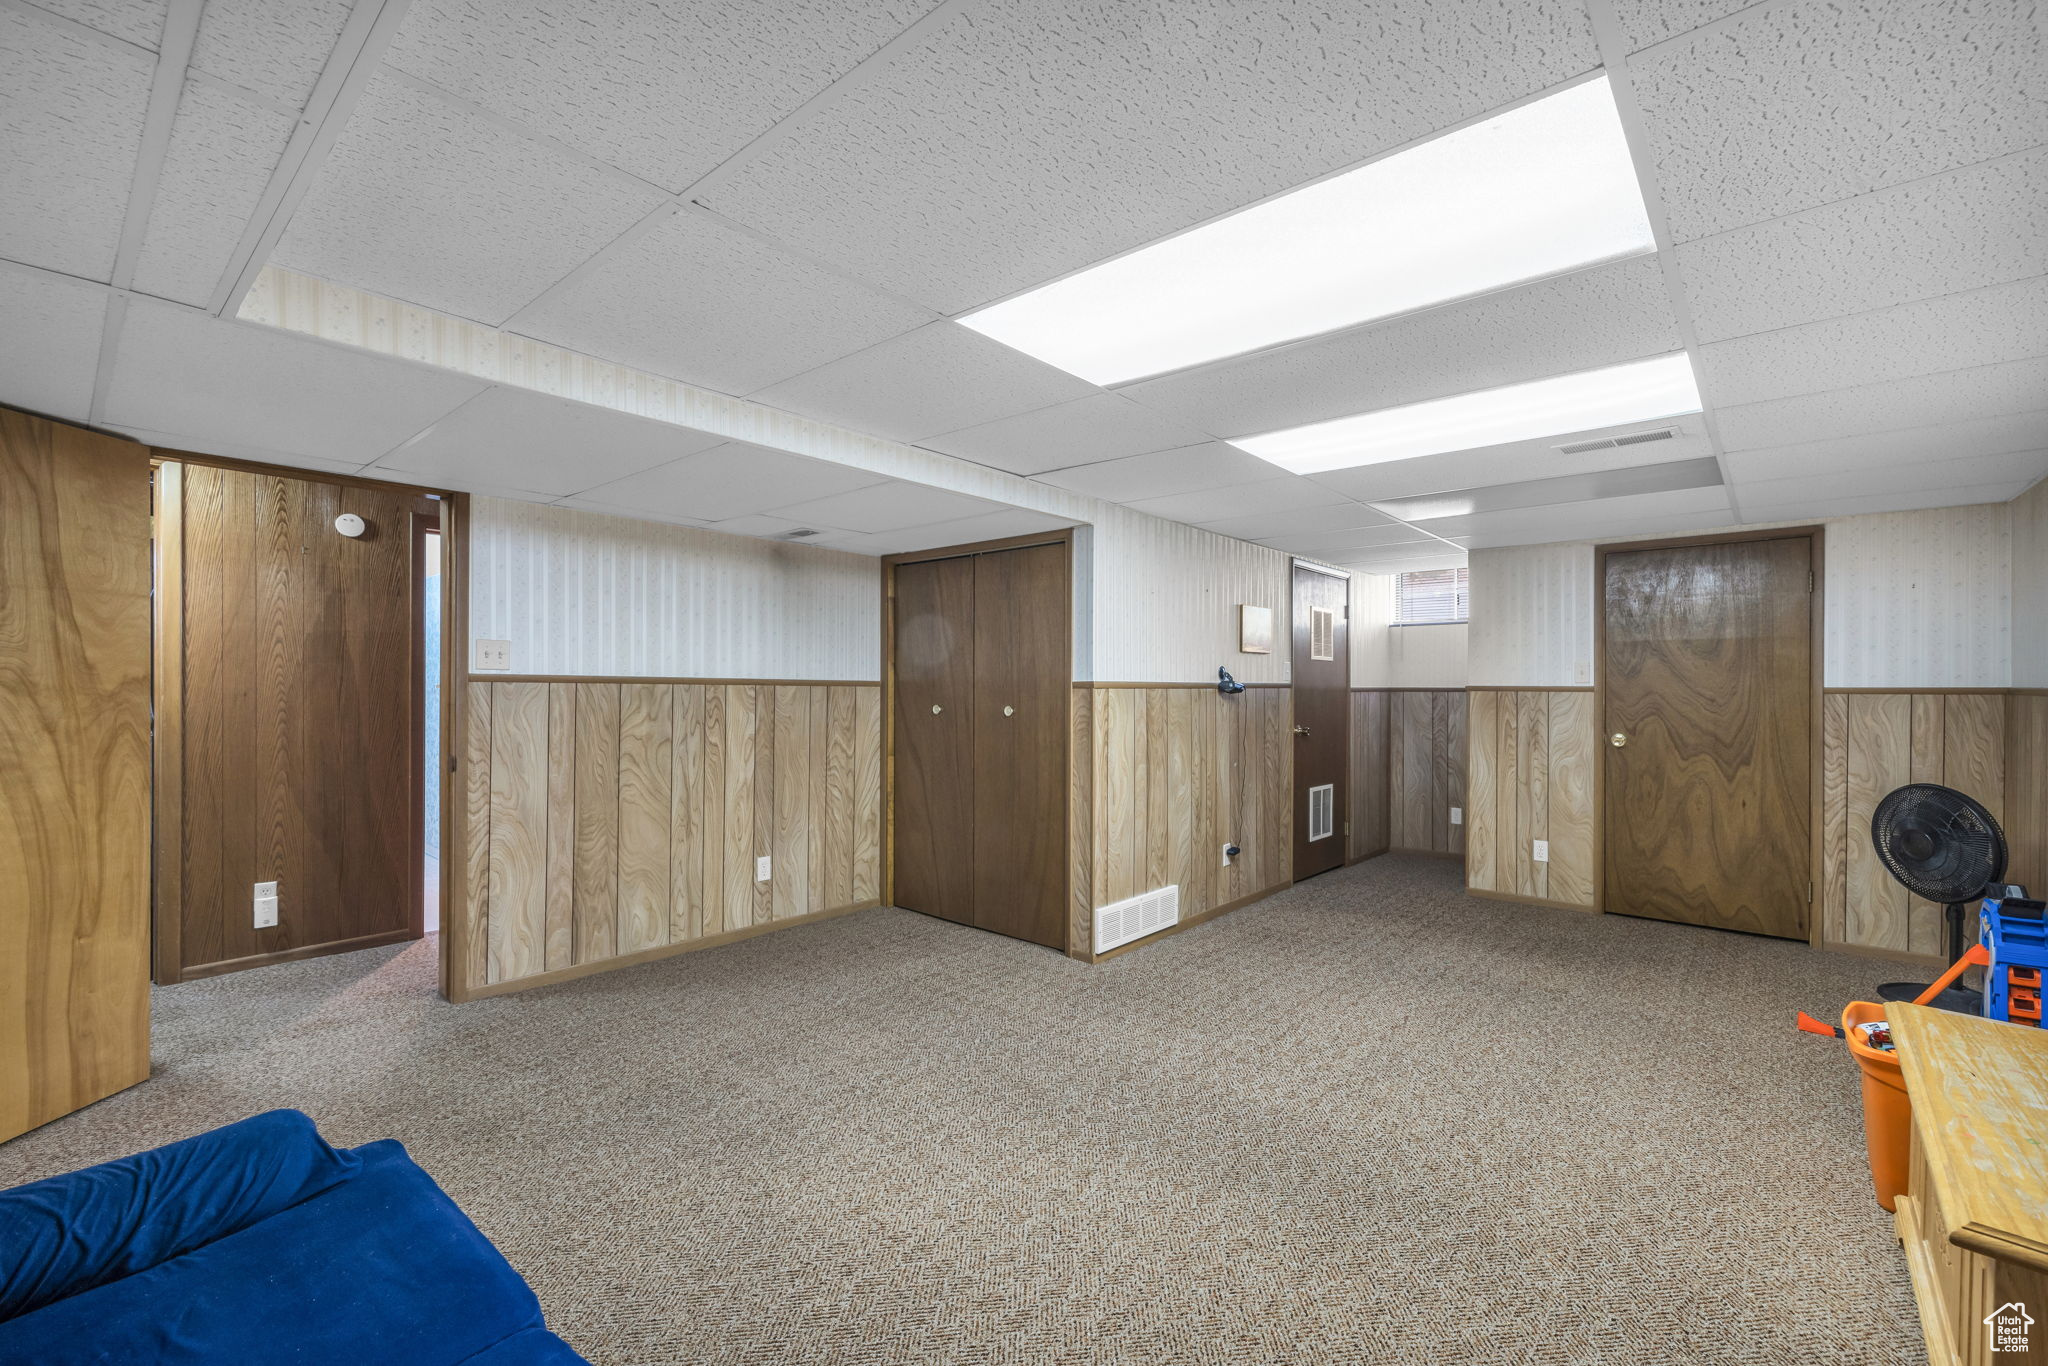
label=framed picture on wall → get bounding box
[1239,604,1273,654]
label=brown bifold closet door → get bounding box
[1290,562,1350,881]
[1603,533,1812,939]
[891,554,977,927]
[0,409,152,1142]
[972,542,1068,948]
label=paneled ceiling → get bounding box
[2,0,2042,571]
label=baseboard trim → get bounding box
[1812,938,1947,969]
[171,927,422,983]
[453,900,882,1001]
[1086,880,1290,963]
[1466,886,1600,914]
[1387,847,1466,860]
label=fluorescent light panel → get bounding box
[1234,354,1704,475]
[957,77,1654,385]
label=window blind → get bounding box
[1395,567,1468,624]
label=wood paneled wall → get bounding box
[1348,690,1466,860]
[1822,691,2006,955]
[1071,686,1292,956]
[1465,690,1596,908]
[2009,693,2048,903]
[1348,691,1390,861]
[160,461,433,980]
[461,679,880,992]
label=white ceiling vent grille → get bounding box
[1555,427,1677,455]
[1308,784,1335,842]
[1094,884,1181,954]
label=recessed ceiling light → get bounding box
[1232,354,1704,475]
[956,77,1654,385]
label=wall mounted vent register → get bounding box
[1555,428,1676,455]
[1310,607,1336,661]
[1095,885,1181,953]
[1308,785,1335,843]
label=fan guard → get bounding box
[1870,783,2006,904]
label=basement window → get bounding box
[1394,568,1468,625]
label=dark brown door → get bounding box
[1291,563,1349,881]
[1,409,152,1141]
[158,461,437,980]
[973,542,1067,948]
[891,554,976,927]
[1603,535,1812,938]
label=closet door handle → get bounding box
[1002,705,1014,717]
[931,703,942,715]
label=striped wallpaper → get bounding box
[2016,478,2048,688]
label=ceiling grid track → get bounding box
[1581,0,1745,521]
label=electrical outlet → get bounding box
[474,639,511,671]
[1221,842,1235,867]
[253,880,278,929]
[1532,839,1549,863]
[755,855,771,883]
[1450,806,1463,826]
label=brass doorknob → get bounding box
[1002,705,1014,717]
[1294,724,1311,736]
[1609,732,1627,747]
[931,704,942,715]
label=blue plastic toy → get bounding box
[1979,897,2047,1026]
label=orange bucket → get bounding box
[1842,1001,1910,1210]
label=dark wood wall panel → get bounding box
[165,463,432,980]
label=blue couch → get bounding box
[0,1110,587,1364]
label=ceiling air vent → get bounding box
[777,528,824,540]
[1555,427,1678,455]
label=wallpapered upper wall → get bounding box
[470,497,881,679]
[1467,503,2018,689]
[2012,479,2048,689]
[1089,505,1292,685]
[1352,571,1468,688]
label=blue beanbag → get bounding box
[0,1109,359,1320]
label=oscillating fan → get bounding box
[1870,783,2007,1014]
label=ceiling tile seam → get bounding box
[0,0,156,56]
[930,67,1611,322]
[1181,483,1465,552]
[1668,139,2048,251]
[1582,0,1742,521]
[362,383,501,472]
[1713,354,2048,425]
[1720,405,2048,457]
[85,292,128,427]
[183,67,304,122]
[108,0,203,292]
[205,0,416,317]
[1700,269,2048,352]
[680,202,946,328]
[1622,0,1799,63]
[494,0,982,335]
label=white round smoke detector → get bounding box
[334,513,366,538]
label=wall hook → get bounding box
[1217,666,1246,695]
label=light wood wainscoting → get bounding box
[459,679,880,996]
[1070,686,1292,959]
[1347,690,1467,860]
[1465,689,1597,909]
[2009,693,2048,908]
[1822,691,2009,957]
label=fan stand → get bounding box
[1876,901,1984,1015]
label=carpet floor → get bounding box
[0,856,1927,1365]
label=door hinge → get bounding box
[1808,570,1816,593]
[1807,880,1814,903]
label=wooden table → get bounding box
[1891,1003,2048,1365]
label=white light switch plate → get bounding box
[755,855,771,882]
[1532,839,1549,863]
[1450,806,1463,826]
[475,639,511,671]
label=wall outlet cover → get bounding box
[1532,839,1550,863]
[253,881,278,929]
[475,639,511,670]
[1449,806,1463,826]
[755,855,771,882]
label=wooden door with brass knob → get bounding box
[1290,562,1349,881]
[891,554,975,928]
[1601,532,1813,938]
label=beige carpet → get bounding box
[0,856,1926,1365]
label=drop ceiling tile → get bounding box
[749,321,1095,443]
[706,0,1599,312]
[1330,547,1468,573]
[370,386,728,496]
[860,507,1077,555]
[1032,441,1278,502]
[1423,485,1734,548]
[1630,0,2047,242]
[696,514,821,539]
[1610,0,1752,52]
[1371,456,1724,522]
[102,301,489,465]
[924,392,1214,476]
[273,73,667,324]
[1124,477,1347,526]
[1717,357,2048,453]
[1195,503,1397,544]
[190,0,353,112]
[0,8,151,279]
[1681,149,2048,342]
[0,264,107,423]
[383,0,932,192]
[514,207,931,395]
[130,83,298,306]
[33,1,168,49]
[1304,416,1715,504]
[1738,479,2031,523]
[569,441,889,524]
[766,480,1010,534]
[1120,256,1679,439]
[1256,523,1442,556]
[1722,414,2048,484]
[1699,276,2048,409]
